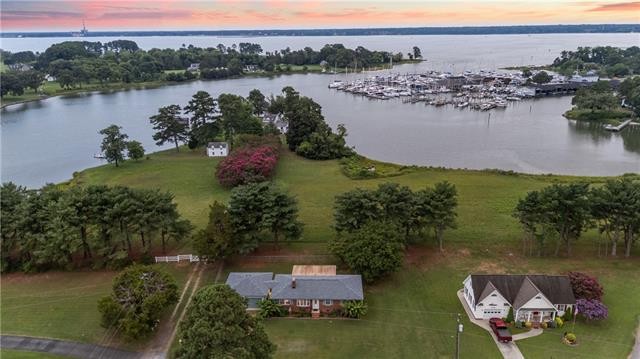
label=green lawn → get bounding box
[11,148,640,358]
[0,350,69,359]
[73,149,616,249]
[1,264,195,349]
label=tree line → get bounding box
[103,87,351,164]
[0,41,415,96]
[568,78,639,118]
[513,178,640,258]
[0,183,191,272]
[552,46,640,77]
[331,182,458,282]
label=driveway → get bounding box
[0,335,141,359]
[457,290,542,359]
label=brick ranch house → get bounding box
[462,274,575,323]
[226,265,363,318]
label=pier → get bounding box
[604,119,633,132]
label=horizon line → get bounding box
[4,23,640,35]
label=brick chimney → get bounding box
[291,277,296,289]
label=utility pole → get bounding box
[456,313,463,359]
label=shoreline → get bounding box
[0,60,422,109]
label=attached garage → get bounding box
[482,308,505,318]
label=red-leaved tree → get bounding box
[568,272,604,301]
[216,145,279,187]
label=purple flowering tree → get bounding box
[576,298,608,320]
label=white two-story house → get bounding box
[462,274,575,323]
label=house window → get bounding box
[535,296,541,299]
[323,299,333,306]
[478,303,483,306]
[491,294,497,297]
[280,299,290,305]
[296,299,310,307]
[557,304,566,311]
[504,303,510,306]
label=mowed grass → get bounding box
[74,148,611,249]
[0,350,70,359]
[1,263,194,348]
[18,148,640,357]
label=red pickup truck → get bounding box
[489,318,513,342]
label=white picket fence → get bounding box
[155,254,200,263]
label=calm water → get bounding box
[2,34,639,187]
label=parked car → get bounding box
[489,317,513,342]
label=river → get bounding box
[1,34,639,187]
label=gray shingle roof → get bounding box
[271,274,363,300]
[207,142,228,149]
[471,274,575,309]
[226,272,273,298]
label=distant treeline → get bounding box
[552,46,640,76]
[0,41,411,96]
[3,24,639,38]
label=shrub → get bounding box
[565,332,577,344]
[568,272,604,301]
[343,300,368,319]
[541,322,548,329]
[555,316,564,328]
[515,321,523,329]
[576,298,608,320]
[548,320,557,329]
[506,307,514,323]
[525,321,532,329]
[563,306,574,321]
[215,145,279,187]
[257,298,285,319]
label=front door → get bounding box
[312,299,320,312]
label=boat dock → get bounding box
[604,119,633,132]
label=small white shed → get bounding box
[207,142,229,157]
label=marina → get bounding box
[327,70,597,111]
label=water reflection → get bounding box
[569,120,612,143]
[621,125,640,154]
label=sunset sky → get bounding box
[2,0,639,32]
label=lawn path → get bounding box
[141,261,223,359]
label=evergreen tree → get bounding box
[150,104,189,152]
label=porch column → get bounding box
[552,311,556,320]
[527,312,531,321]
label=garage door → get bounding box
[483,309,504,318]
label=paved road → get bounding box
[457,290,540,359]
[1,335,141,359]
